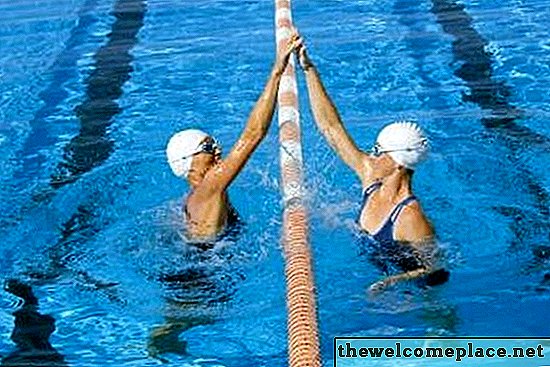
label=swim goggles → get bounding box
[370,141,427,157]
[181,136,221,161]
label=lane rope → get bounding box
[274,1,321,366]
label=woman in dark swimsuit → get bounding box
[294,34,449,292]
[166,34,302,240]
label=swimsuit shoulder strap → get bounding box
[371,195,418,242]
[361,181,382,206]
[388,195,417,224]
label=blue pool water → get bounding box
[0,0,549,366]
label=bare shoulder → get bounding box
[393,200,434,243]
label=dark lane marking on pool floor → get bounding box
[430,0,549,148]
[20,0,147,298]
[392,0,549,249]
[1,280,68,367]
[14,0,99,182]
[50,0,146,190]
[0,0,101,232]
[428,0,549,246]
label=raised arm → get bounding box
[205,36,300,190]
[298,44,371,183]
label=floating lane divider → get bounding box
[274,1,321,366]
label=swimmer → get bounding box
[294,34,449,292]
[166,34,302,239]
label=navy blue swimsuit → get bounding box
[359,182,419,244]
[358,181,425,273]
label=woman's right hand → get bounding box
[275,31,302,74]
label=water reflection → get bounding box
[145,217,246,359]
[419,297,460,335]
[528,245,550,292]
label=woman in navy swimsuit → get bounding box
[294,34,449,292]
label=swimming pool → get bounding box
[0,0,549,366]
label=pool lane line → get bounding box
[14,0,147,301]
[429,0,549,241]
[14,0,99,182]
[2,280,68,366]
[0,0,100,231]
[6,0,146,220]
[24,0,147,289]
[430,0,549,148]
[394,0,550,246]
[50,0,147,190]
[275,1,321,367]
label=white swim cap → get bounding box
[166,129,214,178]
[375,121,429,169]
